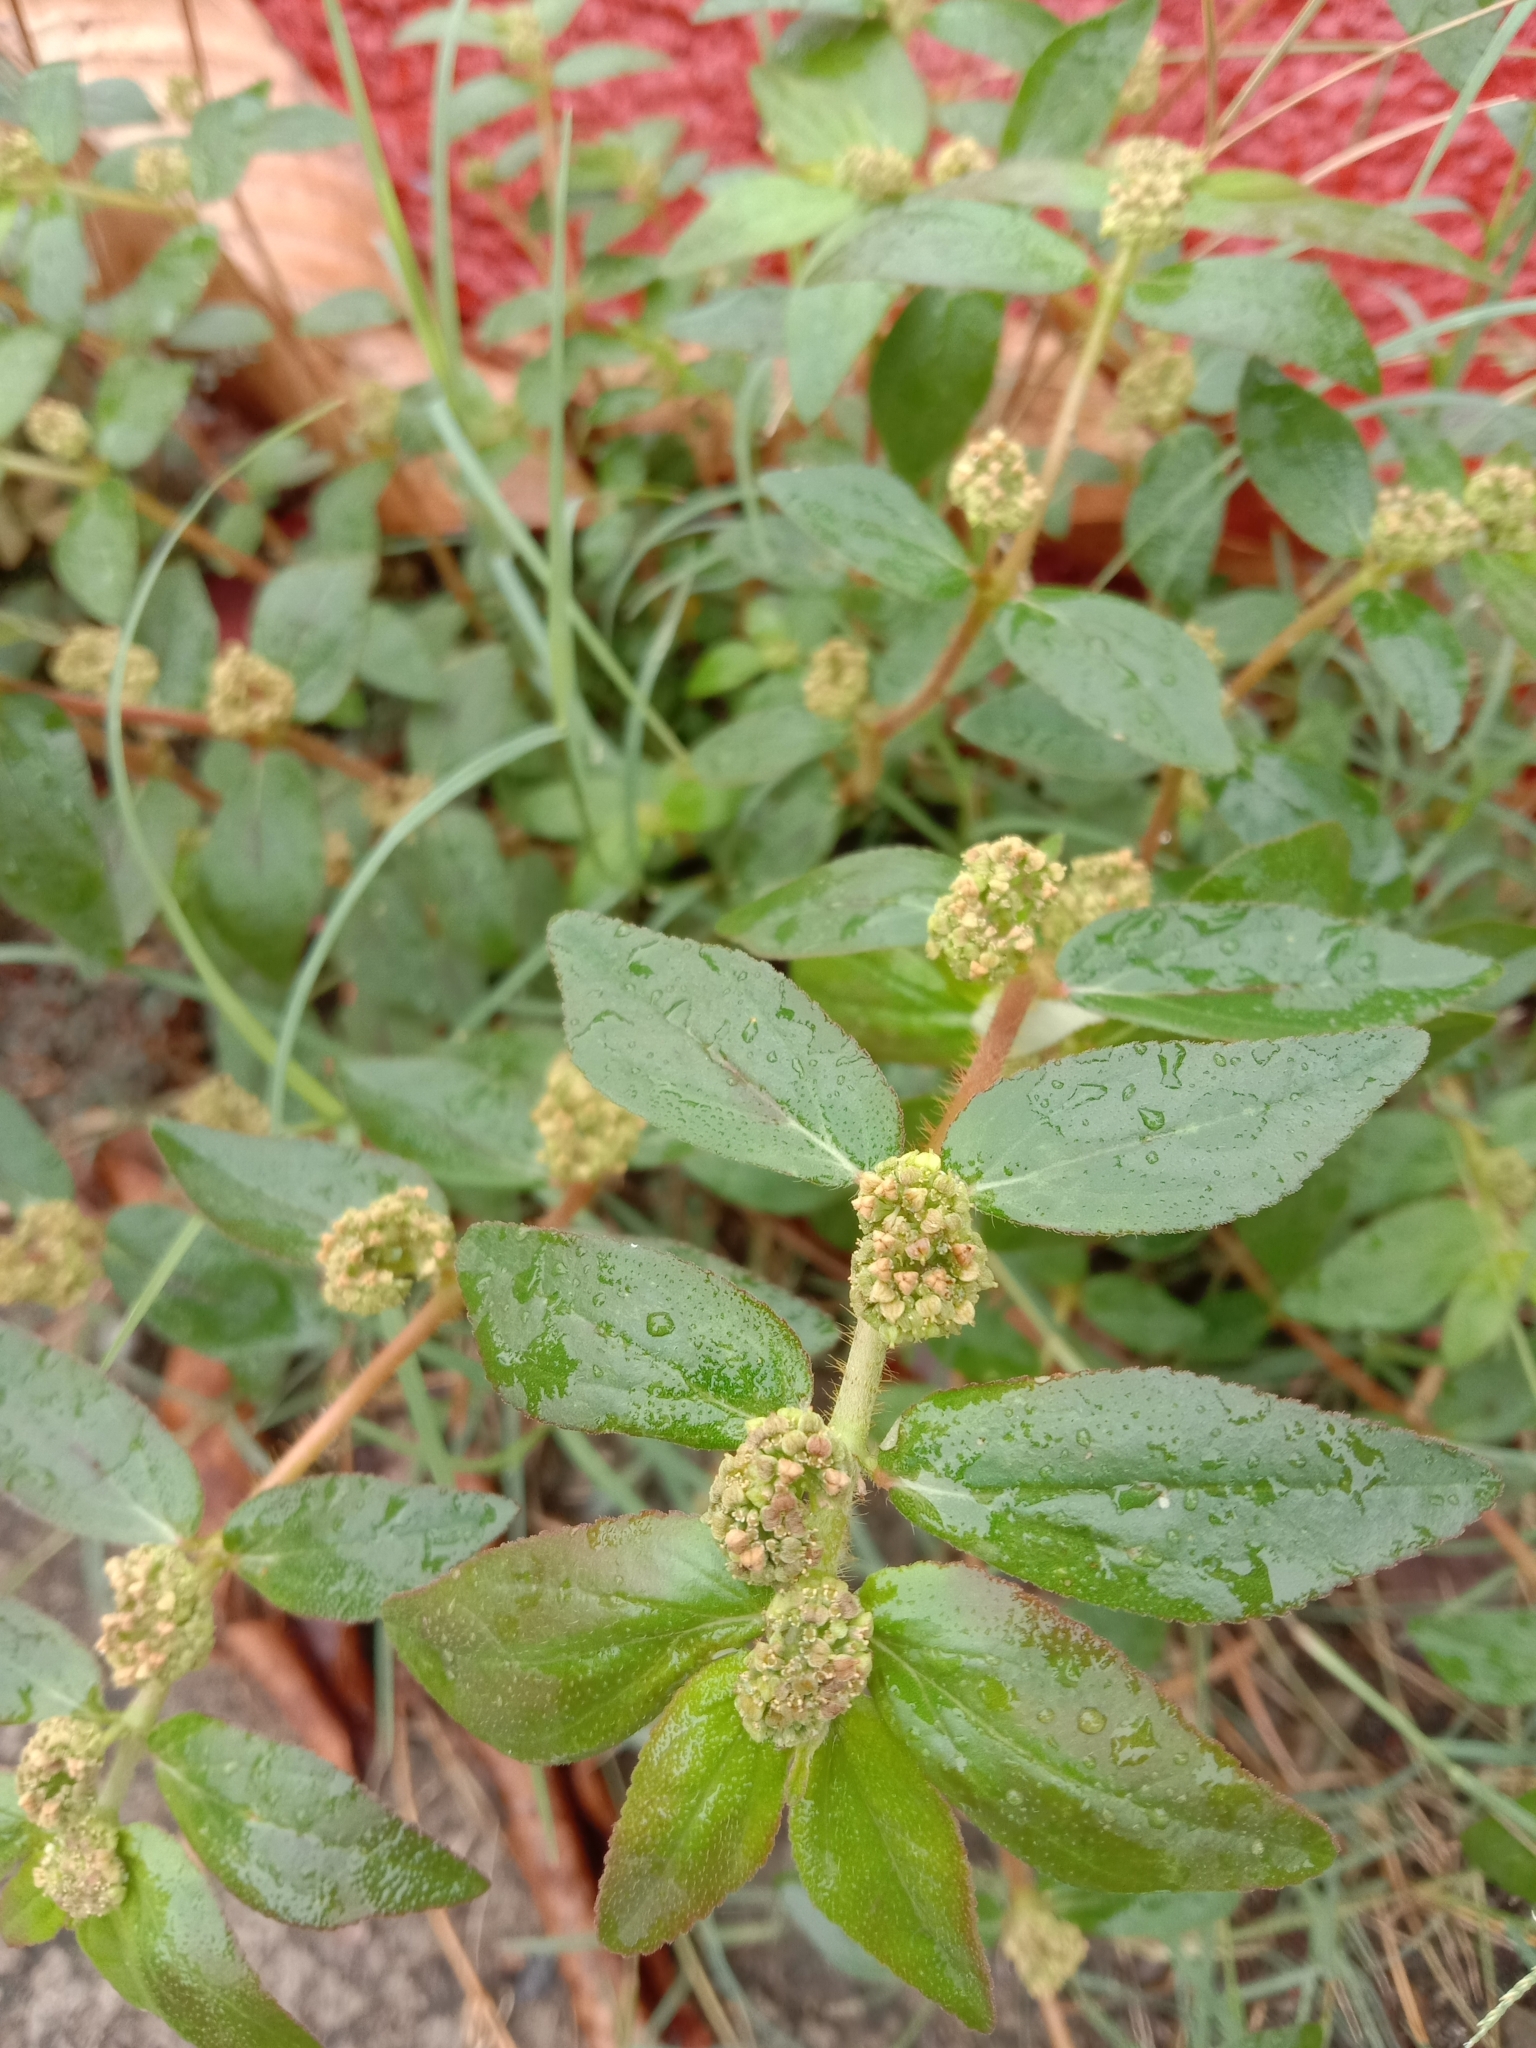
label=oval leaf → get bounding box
[718,847,957,960]
[945,1029,1427,1235]
[864,1562,1334,1890]
[0,1598,99,1723]
[549,911,902,1185]
[386,1514,768,1763]
[826,197,1088,295]
[222,1475,514,1622]
[880,1371,1498,1621]
[1353,587,1468,752]
[0,696,121,961]
[150,1715,486,1928]
[1406,1609,1536,1706]
[1237,359,1375,560]
[337,1035,560,1191]
[760,466,973,602]
[1127,257,1380,394]
[458,1224,814,1447]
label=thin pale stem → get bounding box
[828,1318,890,1465]
[1223,567,1374,709]
[929,974,1034,1149]
[99,1674,174,1813]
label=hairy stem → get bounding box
[98,1674,174,1814]
[828,1318,890,1465]
[929,973,1034,1149]
[1223,566,1375,709]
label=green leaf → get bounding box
[1281,1195,1487,1331]
[0,325,65,438]
[761,466,973,601]
[1003,0,1156,156]
[190,87,270,199]
[25,214,90,331]
[53,477,139,624]
[663,174,860,275]
[597,1652,790,1952]
[1462,1791,1536,1906]
[794,948,983,1065]
[1466,551,1536,661]
[256,104,357,154]
[250,556,374,722]
[1236,361,1375,560]
[549,911,903,1185]
[94,227,221,345]
[956,683,1155,782]
[693,703,838,788]
[444,73,531,140]
[1079,1273,1203,1356]
[150,1715,486,1928]
[104,1206,330,1369]
[994,592,1236,774]
[0,1773,39,1871]
[871,289,1003,484]
[864,1563,1333,1889]
[458,1224,814,1447]
[944,1028,1429,1235]
[199,750,325,981]
[1186,824,1363,915]
[719,847,956,959]
[828,198,1089,296]
[138,556,219,708]
[554,41,669,85]
[1124,422,1229,614]
[22,61,83,164]
[0,1598,99,1722]
[169,303,276,352]
[784,280,896,422]
[1,1842,65,1944]
[1353,588,1467,752]
[92,354,196,471]
[927,0,1062,70]
[1126,258,1380,394]
[0,698,120,959]
[387,1513,768,1761]
[1186,171,1482,277]
[1056,902,1495,1038]
[0,1325,202,1543]
[879,1370,1496,1622]
[338,1038,559,1191]
[790,1695,992,2027]
[1217,750,1405,890]
[1408,1609,1536,1705]
[780,21,928,155]
[656,1240,840,1358]
[79,1824,320,2047]
[223,1474,513,1622]
[152,1121,444,1266]
[293,288,401,338]
[0,1086,72,1206]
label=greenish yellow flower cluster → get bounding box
[49,625,160,706]
[1184,619,1223,666]
[834,143,915,204]
[17,1717,126,1921]
[495,5,546,65]
[1114,334,1196,435]
[1367,485,1486,574]
[97,1545,216,1690]
[1465,463,1536,553]
[801,636,870,720]
[1116,33,1165,116]
[928,135,994,184]
[998,1889,1090,1997]
[0,127,45,190]
[360,771,434,834]
[926,834,1066,984]
[704,1408,855,1586]
[1099,136,1202,250]
[316,1186,453,1316]
[134,143,192,199]
[0,1199,103,1311]
[25,398,92,463]
[531,1049,645,1186]
[207,642,296,739]
[948,428,1044,536]
[849,1150,993,1343]
[1037,847,1153,953]
[735,1577,874,1748]
[173,1072,272,1136]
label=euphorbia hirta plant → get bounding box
[385,883,1498,2029]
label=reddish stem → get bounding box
[929,973,1034,1150]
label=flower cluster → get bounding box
[25,398,92,463]
[948,429,1045,536]
[928,135,995,184]
[1099,136,1202,249]
[316,1187,453,1316]
[97,1544,216,1689]
[0,127,45,190]
[849,1151,994,1343]
[1116,33,1165,116]
[802,637,870,720]
[885,0,930,37]
[1037,847,1153,953]
[1465,462,1536,554]
[494,5,546,65]
[360,771,434,834]
[173,1072,272,1136]
[17,1718,127,1921]
[999,1890,1089,1997]
[36,1822,128,1921]
[1367,486,1486,574]
[49,625,160,706]
[0,1199,104,1311]
[134,142,192,199]
[735,1577,874,1748]
[704,1408,855,1585]
[1184,619,1223,666]
[531,1049,645,1186]
[1114,334,1196,436]
[926,834,1066,984]
[206,642,296,739]
[834,143,915,204]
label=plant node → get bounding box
[850,1150,993,1342]
[316,1187,453,1316]
[206,643,297,739]
[1099,136,1202,249]
[948,428,1045,535]
[24,398,92,463]
[735,1576,873,1747]
[531,1049,645,1186]
[1113,334,1195,435]
[1366,485,1485,573]
[134,143,193,199]
[98,1544,216,1689]
[802,636,870,720]
[0,1199,104,1310]
[172,1072,272,1135]
[834,144,915,204]
[705,1407,856,1584]
[926,834,1066,983]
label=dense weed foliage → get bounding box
[3,2,1536,2042]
